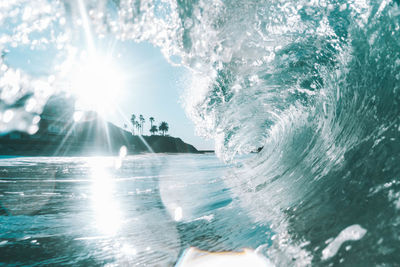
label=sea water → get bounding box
[0,154,271,266]
[1,0,400,266]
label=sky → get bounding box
[5,39,214,150]
[1,0,214,151]
[100,41,215,150]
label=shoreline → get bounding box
[0,134,200,157]
[0,116,201,156]
[0,152,210,158]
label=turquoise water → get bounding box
[1,0,400,265]
[0,154,271,266]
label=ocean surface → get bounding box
[0,154,272,266]
[1,0,400,266]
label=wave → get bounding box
[1,0,400,265]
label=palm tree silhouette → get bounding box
[130,114,136,135]
[150,125,158,135]
[135,121,140,134]
[159,121,169,136]
[149,117,155,128]
[139,114,145,135]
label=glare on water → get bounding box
[0,154,273,266]
[89,157,122,236]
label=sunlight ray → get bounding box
[112,105,156,154]
[103,119,113,153]
[71,0,157,156]
[77,0,95,53]
[52,120,79,156]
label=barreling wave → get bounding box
[1,0,400,265]
[178,1,400,265]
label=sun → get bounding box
[70,54,125,115]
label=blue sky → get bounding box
[101,41,214,150]
[5,39,214,150]
[1,0,214,151]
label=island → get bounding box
[0,94,199,156]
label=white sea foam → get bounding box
[321,224,367,261]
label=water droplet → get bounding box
[28,125,39,135]
[174,207,183,221]
[3,110,14,123]
[119,145,127,158]
[25,98,37,112]
[32,115,41,124]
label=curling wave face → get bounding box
[1,0,400,265]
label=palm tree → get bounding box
[159,121,169,136]
[130,114,136,135]
[135,121,140,134]
[150,125,158,135]
[139,114,145,135]
[149,117,155,128]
